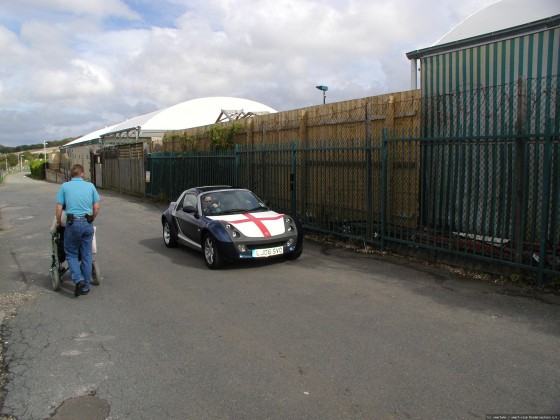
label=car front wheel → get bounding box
[163,220,178,248]
[203,234,224,269]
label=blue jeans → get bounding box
[64,218,94,291]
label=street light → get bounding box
[43,140,47,162]
[316,85,328,104]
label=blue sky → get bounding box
[0,0,499,147]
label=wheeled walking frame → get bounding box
[50,225,100,291]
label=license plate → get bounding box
[252,246,284,258]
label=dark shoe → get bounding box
[82,290,90,296]
[74,280,85,297]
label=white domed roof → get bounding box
[69,97,277,145]
[140,97,276,132]
[434,0,560,46]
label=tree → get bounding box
[6,154,18,168]
[22,151,36,163]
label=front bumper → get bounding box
[218,233,300,262]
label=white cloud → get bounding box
[0,0,501,147]
[33,59,114,100]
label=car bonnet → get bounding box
[208,211,286,238]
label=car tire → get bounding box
[203,234,224,269]
[286,219,303,260]
[91,261,101,285]
[163,220,178,248]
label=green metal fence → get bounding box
[146,150,237,200]
[147,126,560,285]
[386,129,560,287]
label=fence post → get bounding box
[247,119,253,147]
[291,140,297,216]
[365,103,374,240]
[514,77,527,264]
[381,128,388,250]
[234,145,240,187]
[299,110,308,223]
[537,120,553,288]
[261,122,266,196]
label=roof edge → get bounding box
[406,14,560,60]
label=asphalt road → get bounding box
[1,174,559,420]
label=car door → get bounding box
[175,192,203,248]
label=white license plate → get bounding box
[252,246,284,258]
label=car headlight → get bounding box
[284,217,296,233]
[222,222,242,239]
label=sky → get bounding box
[0,0,499,147]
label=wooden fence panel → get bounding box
[101,143,145,196]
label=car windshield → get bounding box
[201,190,267,214]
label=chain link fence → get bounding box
[423,76,560,137]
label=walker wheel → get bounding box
[51,265,61,291]
[91,261,101,285]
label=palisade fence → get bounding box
[143,76,559,285]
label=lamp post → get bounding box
[316,85,328,104]
[43,140,47,162]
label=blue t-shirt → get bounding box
[55,178,100,216]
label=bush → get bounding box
[162,132,198,152]
[29,161,46,179]
[208,122,243,150]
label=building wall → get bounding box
[65,144,94,180]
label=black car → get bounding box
[161,186,303,268]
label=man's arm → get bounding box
[56,204,63,225]
[92,202,99,220]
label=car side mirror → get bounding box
[183,205,197,214]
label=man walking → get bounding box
[55,164,100,297]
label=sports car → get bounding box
[161,186,303,268]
